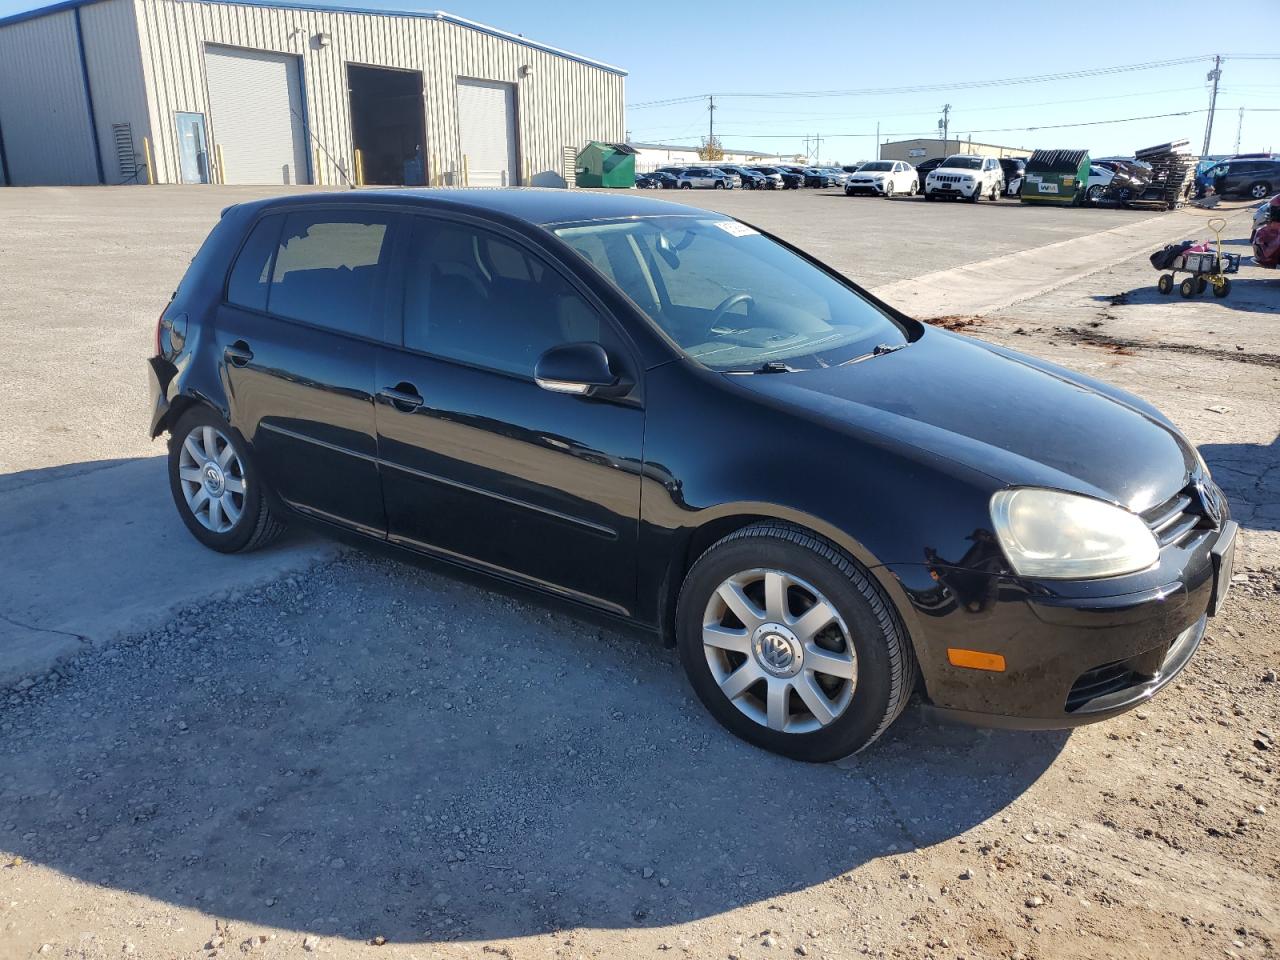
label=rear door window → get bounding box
[265,210,396,338]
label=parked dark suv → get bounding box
[1204,157,1279,200]
[150,190,1235,761]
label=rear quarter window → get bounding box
[226,215,284,312]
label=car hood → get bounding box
[734,329,1194,513]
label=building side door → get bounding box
[175,112,210,184]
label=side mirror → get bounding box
[534,342,620,397]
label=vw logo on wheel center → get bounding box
[752,623,803,677]
[203,463,225,497]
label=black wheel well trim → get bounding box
[152,389,229,439]
[655,509,925,676]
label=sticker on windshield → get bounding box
[712,221,759,238]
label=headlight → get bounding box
[990,488,1159,580]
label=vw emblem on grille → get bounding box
[1193,479,1222,528]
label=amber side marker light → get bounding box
[947,648,1007,672]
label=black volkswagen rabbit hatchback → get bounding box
[149,190,1236,761]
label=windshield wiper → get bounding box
[753,360,799,373]
[842,342,908,366]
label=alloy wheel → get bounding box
[702,568,857,734]
[177,424,246,534]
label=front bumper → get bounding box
[926,180,978,197]
[846,180,889,195]
[884,517,1236,729]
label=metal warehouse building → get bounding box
[0,0,626,188]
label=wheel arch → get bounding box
[654,507,921,662]
[151,389,231,439]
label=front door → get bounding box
[175,112,210,184]
[374,214,644,614]
[218,207,399,535]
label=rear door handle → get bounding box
[378,384,424,411]
[225,340,254,367]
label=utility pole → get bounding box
[875,121,880,161]
[939,103,951,155]
[1201,55,1222,156]
[1234,107,1244,154]
[708,95,716,148]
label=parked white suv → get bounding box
[924,155,1004,202]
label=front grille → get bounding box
[1141,479,1223,549]
[934,174,966,183]
[1066,660,1139,711]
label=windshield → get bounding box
[941,156,982,170]
[552,217,906,371]
[860,161,893,171]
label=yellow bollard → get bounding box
[354,148,365,187]
[143,136,155,184]
[215,143,226,184]
[314,147,323,186]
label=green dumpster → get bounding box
[575,141,638,188]
[1021,149,1090,205]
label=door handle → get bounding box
[225,340,254,367]
[378,384,424,411]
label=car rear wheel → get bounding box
[167,407,285,553]
[1249,181,1272,200]
[676,523,916,761]
[1087,184,1105,202]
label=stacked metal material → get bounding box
[1131,139,1197,209]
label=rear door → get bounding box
[218,206,399,535]
[373,214,645,614]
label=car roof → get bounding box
[237,188,722,226]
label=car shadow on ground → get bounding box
[1201,435,1280,533]
[0,493,1070,945]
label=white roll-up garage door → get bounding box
[204,46,309,185]
[457,79,518,187]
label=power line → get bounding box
[626,55,1216,108]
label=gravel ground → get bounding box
[1,190,1278,960]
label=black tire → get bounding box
[1179,277,1197,298]
[167,406,286,554]
[676,522,917,762]
[968,184,981,203]
[924,191,935,201]
[680,182,692,190]
[1157,274,1173,295]
[715,181,725,190]
[1087,184,1105,202]
[1249,181,1272,200]
[1214,277,1231,298]
[989,182,1000,201]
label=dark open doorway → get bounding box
[347,64,427,186]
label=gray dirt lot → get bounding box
[1,186,1277,960]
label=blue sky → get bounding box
[3,0,1276,161]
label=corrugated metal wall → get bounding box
[80,0,152,184]
[0,9,100,185]
[133,0,626,186]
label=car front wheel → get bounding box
[167,407,286,553]
[1249,181,1272,200]
[676,523,916,761]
